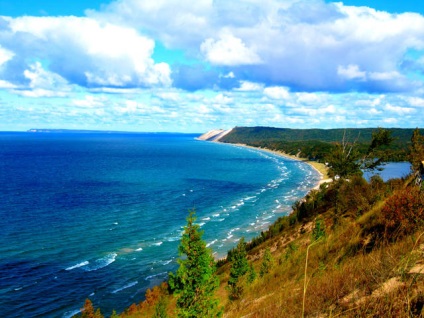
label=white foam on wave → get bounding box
[66,261,89,271]
[162,259,174,265]
[112,281,138,294]
[85,253,117,272]
[212,213,220,217]
[206,239,218,247]
[202,217,211,221]
[153,242,163,246]
[198,222,205,227]
[136,248,143,252]
[63,309,81,318]
[145,272,168,281]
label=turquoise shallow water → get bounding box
[0,132,320,317]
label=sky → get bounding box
[1,1,424,132]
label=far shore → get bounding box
[227,143,332,189]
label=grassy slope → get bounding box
[114,174,424,318]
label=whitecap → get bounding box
[112,281,138,294]
[145,272,168,281]
[202,217,211,221]
[85,253,117,272]
[66,261,89,271]
[162,259,173,265]
[135,248,143,252]
[63,309,81,318]
[113,222,118,225]
[206,239,218,247]
[212,213,220,217]
[153,242,163,246]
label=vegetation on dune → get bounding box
[220,126,417,161]
[74,128,424,318]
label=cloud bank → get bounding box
[0,0,424,131]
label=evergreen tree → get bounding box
[410,128,424,172]
[247,263,257,284]
[260,247,274,277]
[169,210,221,318]
[227,237,249,299]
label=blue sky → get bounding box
[1,1,424,132]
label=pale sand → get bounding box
[230,143,332,189]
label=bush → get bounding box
[381,187,424,240]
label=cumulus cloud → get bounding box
[201,32,262,66]
[338,64,366,81]
[92,0,424,93]
[0,16,171,89]
[264,86,290,100]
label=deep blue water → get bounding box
[363,162,412,182]
[0,132,321,317]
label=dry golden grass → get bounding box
[115,178,424,318]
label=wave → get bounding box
[84,253,117,272]
[112,281,138,294]
[145,272,168,281]
[161,259,174,265]
[206,239,218,247]
[63,309,81,318]
[135,248,143,252]
[152,242,163,246]
[202,217,211,221]
[65,261,89,271]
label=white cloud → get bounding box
[237,81,263,91]
[201,32,262,66]
[384,103,416,115]
[264,86,290,100]
[408,97,424,107]
[338,64,366,81]
[0,46,14,67]
[3,16,171,88]
[72,95,107,108]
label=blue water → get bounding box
[0,132,320,317]
[363,162,411,182]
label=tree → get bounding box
[247,263,257,284]
[74,299,103,318]
[227,237,249,299]
[153,296,169,318]
[410,128,424,172]
[260,247,274,277]
[326,131,361,179]
[169,210,221,318]
[326,128,394,179]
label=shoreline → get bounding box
[227,142,331,190]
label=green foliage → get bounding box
[169,210,222,318]
[260,248,274,277]
[152,296,168,318]
[227,238,249,300]
[312,218,326,241]
[220,127,413,161]
[247,263,257,284]
[326,140,361,179]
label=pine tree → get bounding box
[169,210,222,318]
[247,263,257,284]
[227,237,249,299]
[260,247,274,277]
